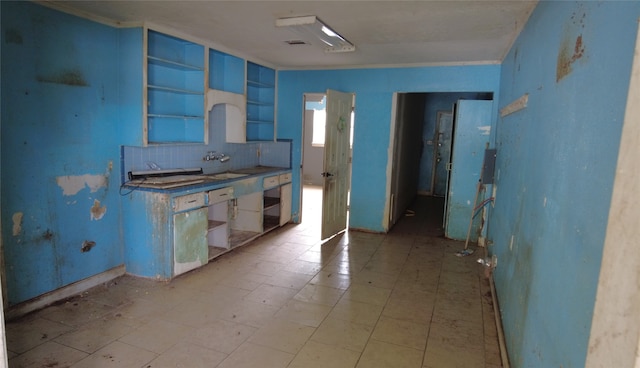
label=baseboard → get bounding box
[4,265,126,321]
[490,273,510,368]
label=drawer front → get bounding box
[279,173,292,184]
[209,187,234,204]
[263,175,280,189]
[173,192,205,212]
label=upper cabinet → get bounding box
[209,49,244,94]
[246,62,276,142]
[145,30,206,145]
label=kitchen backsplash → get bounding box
[121,104,291,182]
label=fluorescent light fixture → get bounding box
[276,15,355,53]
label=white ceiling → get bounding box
[45,0,538,69]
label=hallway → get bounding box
[6,188,502,367]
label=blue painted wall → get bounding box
[489,2,640,366]
[1,2,124,305]
[277,66,501,232]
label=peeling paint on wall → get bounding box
[56,174,107,196]
[478,125,491,135]
[12,212,23,236]
[90,199,106,220]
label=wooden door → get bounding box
[321,89,354,240]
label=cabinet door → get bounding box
[173,207,208,276]
[280,183,292,226]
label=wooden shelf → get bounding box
[263,196,279,210]
[263,215,279,232]
[148,84,204,95]
[208,220,226,230]
[229,229,261,248]
[148,55,203,71]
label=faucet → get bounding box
[203,151,230,162]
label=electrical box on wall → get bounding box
[482,149,497,184]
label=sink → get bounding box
[206,172,249,180]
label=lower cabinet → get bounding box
[229,192,263,248]
[263,183,292,232]
[207,187,233,259]
[124,171,293,279]
[173,206,208,276]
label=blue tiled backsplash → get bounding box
[122,104,291,181]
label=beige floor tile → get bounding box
[219,299,281,328]
[284,259,323,275]
[311,317,373,352]
[218,271,271,291]
[382,297,435,325]
[238,260,285,277]
[356,340,423,368]
[217,342,294,368]
[321,260,366,276]
[8,341,87,368]
[352,269,398,289]
[6,317,74,354]
[190,284,251,307]
[370,316,429,351]
[288,340,361,368]
[146,342,227,367]
[423,342,484,368]
[118,319,192,354]
[297,249,337,264]
[294,283,345,306]
[342,284,392,306]
[329,298,384,326]
[53,315,134,353]
[187,318,257,354]
[70,340,156,368]
[275,300,333,327]
[138,284,202,309]
[39,298,114,327]
[244,284,299,307]
[310,270,353,289]
[248,318,315,354]
[432,298,483,325]
[264,269,315,290]
[109,297,170,326]
[427,318,484,352]
[159,300,220,327]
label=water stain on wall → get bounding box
[12,212,24,236]
[90,199,107,220]
[557,35,585,82]
[557,9,587,82]
[37,68,88,87]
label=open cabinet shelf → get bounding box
[146,29,206,144]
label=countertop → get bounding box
[123,166,290,192]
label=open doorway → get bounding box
[387,92,493,234]
[301,93,354,238]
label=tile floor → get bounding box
[6,186,503,367]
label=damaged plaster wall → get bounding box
[489,2,640,367]
[1,2,124,305]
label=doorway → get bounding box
[387,92,493,234]
[301,92,354,239]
